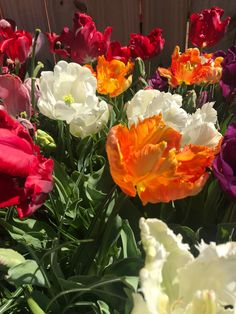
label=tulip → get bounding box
[189,7,231,48]
[158,46,223,87]
[46,12,112,65]
[220,45,236,98]
[106,114,216,205]
[0,109,53,218]
[126,89,222,149]
[96,55,134,97]
[0,74,31,118]
[213,122,236,200]
[0,19,32,63]
[38,60,109,138]
[129,28,165,60]
[132,218,236,313]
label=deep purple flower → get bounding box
[220,45,236,98]
[213,122,236,199]
[147,70,168,91]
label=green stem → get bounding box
[31,62,44,112]
[65,124,75,170]
[30,29,41,77]
[27,297,45,314]
[0,287,23,313]
[30,29,41,112]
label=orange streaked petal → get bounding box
[106,124,136,196]
[106,115,215,205]
[96,55,134,97]
[138,172,209,205]
[158,45,222,87]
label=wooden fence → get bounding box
[0,0,235,68]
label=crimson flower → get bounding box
[0,109,54,218]
[129,28,165,60]
[106,41,131,63]
[189,7,231,48]
[46,12,112,64]
[0,19,32,63]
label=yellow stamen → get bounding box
[63,94,74,105]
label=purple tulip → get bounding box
[213,122,236,199]
[220,45,236,99]
[148,69,168,91]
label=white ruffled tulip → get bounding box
[132,218,236,314]
[181,102,222,148]
[38,60,109,138]
[126,90,187,131]
[126,90,221,148]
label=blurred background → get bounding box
[0,0,235,69]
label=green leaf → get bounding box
[121,276,139,291]
[7,260,46,287]
[97,300,110,314]
[0,249,25,269]
[120,220,141,258]
[217,223,236,243]
[53,160,72,196]
[7,218,56,249]
[104,258,142,277]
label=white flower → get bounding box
[126,90,187,131]
[126,90,221,148]
[38,60,109,138]
[132,218,236,314]
[182,103,222,148]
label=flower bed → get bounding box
[0,6,235,314]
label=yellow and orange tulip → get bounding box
[106,115,217,205]
[96,55,134,97]
[158,46,223,87]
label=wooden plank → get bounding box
[82,0,140,44]
[142,0,189,68]
[0,0,140,43]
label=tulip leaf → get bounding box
[120,220,141,258]
[97,300,110,314]
[0,249,25,269]
[7,260,45,287]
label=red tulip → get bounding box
[46,12,112,64]
[0,19,32,63]
[71,21,112,64]
[106,41,131,63]
[0,109,54,218]
[189,7,231,48]
[129,28,165,60]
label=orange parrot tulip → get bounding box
[106,115,216,205]
[96,55,134,97]
[158,46,223,87]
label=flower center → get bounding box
[63,94,75,105]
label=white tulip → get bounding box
[126,90,221,148]
[126,90,187,131]
[132,218,236,314]
[38,60,109,138]
[182,103,222,148]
